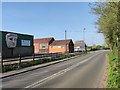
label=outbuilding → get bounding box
[49,39,74,53]
[34,37,55,54]
[74,40,87,52]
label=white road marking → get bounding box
[25,52,101,88]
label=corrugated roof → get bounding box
[50,39,72,45]
[34,37,54,43]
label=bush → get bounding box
[107,51,119,88]
[3,64,18,72]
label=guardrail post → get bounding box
[55,53,57,58]
[1,58,3,72]
[18,54,21,69]
[32,54,35,61]
[51,53,52,58]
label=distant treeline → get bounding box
[87,45,110,51]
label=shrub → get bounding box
[107,51,119,88]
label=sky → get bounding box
[2,2,105,46]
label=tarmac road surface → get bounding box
[2,50,108,88]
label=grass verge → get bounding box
[107,50,119,88]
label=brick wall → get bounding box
[49,45,69,53]
[34,43,39,53]
[34,43,49,53]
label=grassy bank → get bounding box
[107,50,119,88]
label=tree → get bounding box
[91,2,120,54]
[91,2,120,87]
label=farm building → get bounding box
[34,37,55,54]
[74,40,87,52]
[49,39,74,53]
[0,31,34,59]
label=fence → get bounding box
[1,52,86,72]
[3,53,63,64]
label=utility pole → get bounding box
[83,28,86,42]
[65,30,67,53]
[83,28,87,53]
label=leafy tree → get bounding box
[91,2,120,53]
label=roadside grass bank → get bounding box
[2,52,87,73]
[107,50,119,88]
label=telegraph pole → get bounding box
[83,28,87,53]
[83,28,85,42]
[65,30,67,53]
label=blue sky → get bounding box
[2,2,105,46]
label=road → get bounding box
[2,50,108,89]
